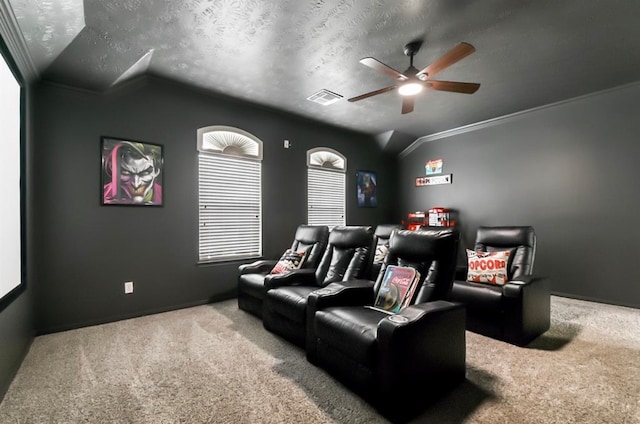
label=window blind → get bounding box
[199,153,262,262]
[307,167,345,227]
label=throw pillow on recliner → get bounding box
[270,249,307,274]
[466,249,511,285]
[374,244,389,263]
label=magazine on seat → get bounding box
[369,265,421,314]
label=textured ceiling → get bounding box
[8,0,640,142]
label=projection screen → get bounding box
[0,43,22,303]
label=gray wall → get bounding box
[399,82,640,308]
[0,291,33,400]
[31,77,398,334]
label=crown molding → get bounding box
[0,0,38,82]
[399,80,640,158]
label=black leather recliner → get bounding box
[237,225,329,318]
[262,226,375,347]
[306,228,465,419]
[450,225,550,346]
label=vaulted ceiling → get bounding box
[4,0,640,143]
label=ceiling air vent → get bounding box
[307,89,343,106]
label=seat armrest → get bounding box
[238,260,277,275]
[375,301,466,392]
[502,274,547,295]
[378,301,465,334]
[308,280,375,310]
[305,279,375,362]
[264,268,316,289]
[502,275,551,346]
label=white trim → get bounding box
[197,125,263,160]
[399,80,640,158]
[306,147,347,172]
[0,0,38,82]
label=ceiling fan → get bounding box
[349,41,480,114]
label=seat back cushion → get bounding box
[290,225,329,269]
[315,226,374,286]
[474,226,536,279]
[375,228,459,304]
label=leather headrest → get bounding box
[390,228,457,261]
[295,225,329,245]
[475,226,535,249]
[328,226,374,248]
[374,224,403,243]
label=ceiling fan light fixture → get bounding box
[350,41,479,113]
[398,82,423,96]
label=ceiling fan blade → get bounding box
[418,42,476,79]
[348,85,398,102]
[401,96,414,114]
[359,58,409,81]
[426,80,480,94]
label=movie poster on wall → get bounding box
[356,170,377,207]
[101,137,164,206]
[425,158,443,175]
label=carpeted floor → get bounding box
[0,296,638,423]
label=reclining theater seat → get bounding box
[306,228,464,420]
[450,225,550,346]
[262,226,375,348]
[237,225,329,318]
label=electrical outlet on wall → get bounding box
[124,281,134,294]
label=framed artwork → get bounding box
[101,136,164,206]
[425,158,443,175]
[356,170,377,208]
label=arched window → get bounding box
[307,148,346,227]
[197,126,263,262]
